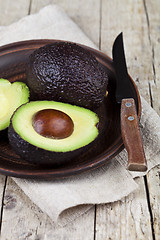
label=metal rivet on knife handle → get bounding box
[128,116,134,121]
[125,102,132,107]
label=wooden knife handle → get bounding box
[121,98,147,171]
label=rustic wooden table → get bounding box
[0,0,159,239]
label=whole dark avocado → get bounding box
[26,42,108,110]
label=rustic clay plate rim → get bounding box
[0,39,141,179]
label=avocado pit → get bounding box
[32,109,74,139]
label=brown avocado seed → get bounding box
[32,109,74,139]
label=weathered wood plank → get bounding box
[0,178,95,240]
[95,178,153,240]
[100,0,153,103]
[30,0,101,47]
[143,0,160,114]
[0,176,6,232]
[97,0,159,239]
[0,0,31,26]
[138,1,160,239]
[146,166,160,240]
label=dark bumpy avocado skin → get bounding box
[8,122,100,166]
[8,123,87,166]
[27,42,108,110]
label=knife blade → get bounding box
[112,32,147,172]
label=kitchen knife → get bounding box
[112,32,147,172]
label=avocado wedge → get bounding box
[8,101,99,165]
[26,42,108,110]
[0,79,29,131]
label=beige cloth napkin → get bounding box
[0,5,160,225]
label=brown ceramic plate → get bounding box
[0,40,141,179]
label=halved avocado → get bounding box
[0,79,29,131]
[8,101,99,165]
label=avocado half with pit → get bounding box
[26,42,108,110]
[0,78,29,131]
[8,101,99,165]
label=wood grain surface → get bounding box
[0,0,159,239]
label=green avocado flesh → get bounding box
[10,101,99,153]
[0,79,29,131]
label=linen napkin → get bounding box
[0,5,160,224]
